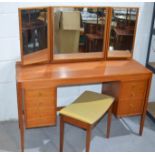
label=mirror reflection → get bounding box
[109,8,138,53]
[21,9,48,55]
[54,7,106,54]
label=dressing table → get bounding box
[16,6,152,151]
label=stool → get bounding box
[59,91,114,152]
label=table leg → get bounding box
[106,105,112,138]
[139,78,152,136]
[17,82,24,151]
[139,114,145,136]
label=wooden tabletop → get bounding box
[16,60,152,85]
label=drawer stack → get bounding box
[24,88,56,128]
[117,80,148,116]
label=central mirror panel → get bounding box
[108,8,138,59]
[53,7,107,60]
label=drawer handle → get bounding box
[132,85,135,88]
[37,102,42,107]
[38,92,42,96]
[131,93,135,97]
[130,103,134,108]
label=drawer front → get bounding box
[24,88,56,128]
[25,89,54,107]
[120,81,147,100]
[116,80,148,116]
[117,99,144,116]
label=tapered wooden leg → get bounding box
[86,127,91,152]
[139,78,152,136]
[139,96,149,136]
[139,113,146,136]
[106,105,112,138]
[139,95,149,136]
[20,122,24,152]
[60,115,64,152]
[17,82,24,152]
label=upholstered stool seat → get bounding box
[59,91,114,152]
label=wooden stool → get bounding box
[59,91,114,152]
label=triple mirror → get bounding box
[19,7,139,65]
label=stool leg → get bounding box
[86,126,91,152]
[106,105,112,138]
[60,115,64,152]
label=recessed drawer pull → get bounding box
[131,85,136,89]
[38,92,42,96]
[130,103,134,108]
[131,93,135,97]
[38,102,42,105]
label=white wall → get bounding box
[133,2,155,102]
[0,2,154,121]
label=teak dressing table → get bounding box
[16,6,152,151]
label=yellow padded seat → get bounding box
[59,91,114,124]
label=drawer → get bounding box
[25,88,54,100]
[26,116,56,128]
[25,88,55,107]
[25,98,54,108]
[24,88,56,128]
[120,81,147,99]
[26,107,55,117]
[117,98,144,116]
[26,107,56,128]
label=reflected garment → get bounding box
[54,11,81,53]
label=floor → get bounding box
[0,115,155,152]
[148,102,155,119]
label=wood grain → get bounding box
[108,50,132,59]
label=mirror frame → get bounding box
[106,7,139,60]
[18,7,51,65]
[146,3,155,73]
[18,6,139,65]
